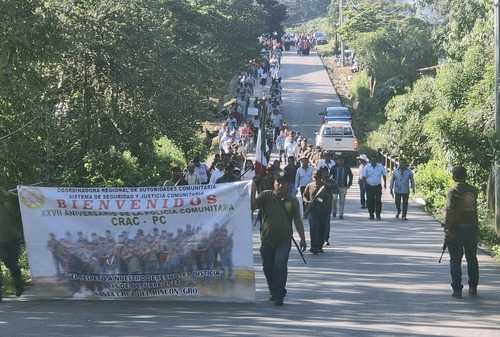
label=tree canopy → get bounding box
[0,0,282,187]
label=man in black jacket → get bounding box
[330,157,353,220]
[0,188,24,302]
[443,166,479,299]
[283,156,298,196]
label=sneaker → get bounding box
[395,213,400,219]
[339,215,344,220]
[469,287,478,297]
[369,216,375,220]
[403,216,408,221]
[452,290,463,299]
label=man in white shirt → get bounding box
[317,151,336,171]
[209,162,225,184]
[356,154,369,209]
[193,157,209,184]
[271,111,284,142]
[361,158,387,220]
[295,157,314,212]
[284,132,298,163]
[184,164,201,185]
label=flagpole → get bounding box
[256,96,269,176]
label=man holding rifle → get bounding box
[303,170,332,255]
[251,172,306,306]
[443,166,479,299]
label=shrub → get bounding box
[350,71,384,138]
[150,137,187,185]
[415,159,453,212]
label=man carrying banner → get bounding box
[251,173,306,306]
[0,188,24,302]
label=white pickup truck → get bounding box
[315,121,359,157]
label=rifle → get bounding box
[438,241,447,264]
[303,185,326,218]
[292,236,307,264]
[239,166,254,179]
[438,221,448,264]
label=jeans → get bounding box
[260,240,291,299]
[366,184,382,217]
[448,224,479,292]
[0,241,23,297]
[332,187,348,217]
[308,210,329,251]
[395,193,409,217]
[359,180,366,207]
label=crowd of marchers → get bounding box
[0,33,481,305]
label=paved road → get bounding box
[2,51,500,337]
[281,51,341,141]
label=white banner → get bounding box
[18,182,254,301]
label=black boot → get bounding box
[452,289,463,299]
[469,287,478,297]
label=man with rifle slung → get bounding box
[442,166,479,299]
[251,172,306,306]
[303,170,332,255]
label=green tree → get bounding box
[0,0,272,188]
[257,0,288,34]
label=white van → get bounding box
[315,121,358,156]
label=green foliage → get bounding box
[415,159,453,212]
[257,0,288,34]
[291,16,332,34]
[282,0,330,24]
[348,17,435,89]
[1,246,30,295]
[349,71,384,137]
[369,77,436,166]
[0,0,282,189]
[424,18,495,187]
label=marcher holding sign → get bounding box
[251,173,306,306]
[18,182,254,301]
[0,188,24,302]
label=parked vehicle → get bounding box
[314,32,328,45]
[319,106,352,123]
[315,121,358,158]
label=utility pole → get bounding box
[339,0,345,66]
[495,0,500,234]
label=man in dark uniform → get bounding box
[0,188,24,302]
[303,171,332,254]
[251,173,306,306]
[216,163,240,184]
[443,166,479,299]
[283,156,298,197]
